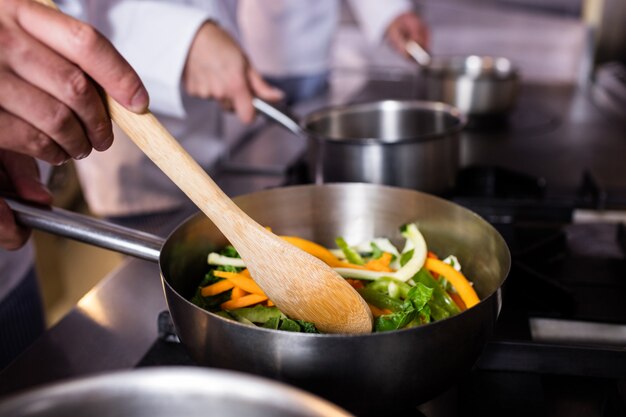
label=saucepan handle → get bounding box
[6,198,163,263]
[252,97,306,137]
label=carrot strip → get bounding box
[267,300,275,307]
[280,236,367,269]
[346,279,365,289]
[213,271,266,296]
[367,303,393,317]
[364,252,394,272]
[201,279,234,297]
[230,286,247,301]
[425,258,480,308]
[221,294,268,310]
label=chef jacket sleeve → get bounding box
[57,0,226,118]
[347,0,414,45]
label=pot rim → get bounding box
[302,100,467,145]
[423,55,520,81]
[163,183,511,338]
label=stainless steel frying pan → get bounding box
[8,183,510,416]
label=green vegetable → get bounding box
[406,282,434,311]
[412,269,461,320]
[370,242,384,260]
[263,317,280,329]
[335,237,365,265]
[279,318,302,332]
[229,305,319,333]
[229,305,283,323]
[332,223,427,283]
[375,301,416,332]
[400,249,414,267]
[374,282,434,332]
[357,287,405,311]
[295,320,319,333]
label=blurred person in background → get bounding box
[70,0,430,229]
[0,0,148,369]
[66,0,282,231]
[239,0,430,104]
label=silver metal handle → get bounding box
[252,98,305,137]
[405,40,432,67]
[6,198,163,263]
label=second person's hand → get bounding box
[385,10,431,59]
[182,21,283,124]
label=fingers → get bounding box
[248,68,284,102]
[16,0,149,113]
[0,199,29,250]
[0,109,69,165]
[0,150,51,250]
[2,151,52,205]
[386,12,431,57]
[229,73,255,124]
[7,30,114,152]
[0,71,93,160]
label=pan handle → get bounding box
[252,98,305,137]
[5,198,163,263]
[405,40,432,67]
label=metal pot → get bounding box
[422,55,520,116]
[405,42,519,116]
[8,183,510,416]
[253,99,465,194]
[0,367,353,417]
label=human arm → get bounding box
[347,0,430,56]
[0,0,149,165]
[182,21,283,124]
[82,1,281,123]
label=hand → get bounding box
[385,11,431,58]
[182,21,283,124]
[0,0,149,165]
[0,150,51,250]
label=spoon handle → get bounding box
[106,99,248,232]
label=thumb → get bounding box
[2,152,52,205]
[248,68,284,102]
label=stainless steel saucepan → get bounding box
[253,99,465,194]
[406,41,519,116]
[8,183,510,416]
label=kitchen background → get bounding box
[32,0,624,328]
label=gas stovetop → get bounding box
[134,159,626,416]
[1,74,624,417]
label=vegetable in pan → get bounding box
[190,223,479,333]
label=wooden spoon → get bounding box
[35,0,372,334]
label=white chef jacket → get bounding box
[65,0,411,217]
[238,0,413,77]
[62,0,239,216]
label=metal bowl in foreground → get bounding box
[0,367,353,417]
